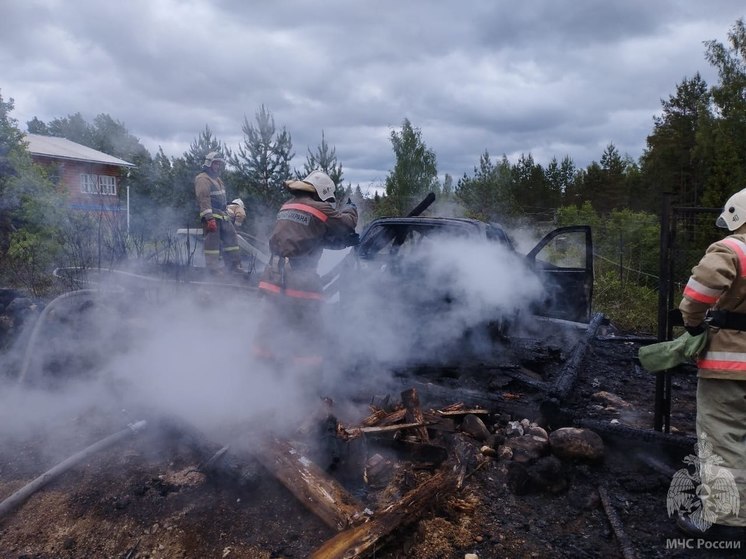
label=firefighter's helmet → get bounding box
[285,170,336,202]
[716,188,746,231]
[203,151,225,168]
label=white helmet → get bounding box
[203,151,225,168]
[285,170,336,202]
[231,198,244,209]
[716,188,746,231]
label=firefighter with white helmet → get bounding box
[675,186,746,538]
[253,170,358,378]
[194,151,242,274]
[226,198,246,227]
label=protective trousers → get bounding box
[204,218,241,271]
[696,377,746,527]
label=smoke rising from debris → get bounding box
[323,235,545,374]
[0,231,548,462]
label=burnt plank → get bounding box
[401,388,429,441]
[255,438,366,531]
[310,466,460,559]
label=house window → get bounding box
[98,175,116,195]
[80,174,117,196]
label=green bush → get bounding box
[593,269,658,334]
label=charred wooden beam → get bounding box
[434,408,489,417]
[401,388,429,442]
[550,312,605,400]
[255,438,366,531]
[310,465,460,559]
[342,421,431,439]
[360,409,389,427]
[407,380,539,420]
[598,485,637,559]
[576,418,695,454]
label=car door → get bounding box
[525,225,593,323]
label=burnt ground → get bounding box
[0,301,741,559]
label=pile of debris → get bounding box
[0,303,724,558]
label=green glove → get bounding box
[638,331,708,372]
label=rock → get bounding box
[461,414,491,441]
[480,445,497,457]
[591,390,632,409]
[505,421,524,437]
[549,427,604,462]
[497,445,513,460]
[504,435,549,464]
[525,424,548,440]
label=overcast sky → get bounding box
[1,1,744,193]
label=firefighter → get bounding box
[194,152,242,274]
[676,187,746,539]
[253,170,358,381]
[226,198,246,227]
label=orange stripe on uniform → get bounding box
[721,237,746,277]
[697,359,746,371]
[258,281,325,300]
[682,278,721,304]
[281,202,328,222]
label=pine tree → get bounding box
[231,105,294,212]
[301,130,344,200]
[384,118,438,216]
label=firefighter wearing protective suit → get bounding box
[676,187,746,538]
[226,198,246,227]
[253,170,358,378]
[194,152,242,273]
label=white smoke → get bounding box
[323,234,546,372]
[0,230,552,461]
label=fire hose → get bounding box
[16,288,114,385]
[0,420,147,521]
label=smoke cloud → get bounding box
[0,229,552,465]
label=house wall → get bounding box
[32,156,126,215]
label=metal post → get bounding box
[654,194,672,432]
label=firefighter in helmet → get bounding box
[194,152,242,274]
[253,170,358,379]
[675,186,746,539]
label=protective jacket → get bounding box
[679,232,746,380]
[194,170,228,221]
[258,193,358,299]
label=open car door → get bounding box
[526,225,593,323]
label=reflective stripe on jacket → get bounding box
[258,192,358,299]
[194,171,228,219]
[680,233,746,380]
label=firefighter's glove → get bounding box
[685,323,706,336]
[205,218,218,233]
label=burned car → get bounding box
[322,210,593,366]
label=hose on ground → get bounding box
[0,420,147,521]
[17,289,104,385]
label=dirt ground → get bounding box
[0,304,742,559]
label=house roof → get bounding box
[24,134,136,168]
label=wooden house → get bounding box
[24,134,135,225]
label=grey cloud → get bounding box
[1,0,744,186]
